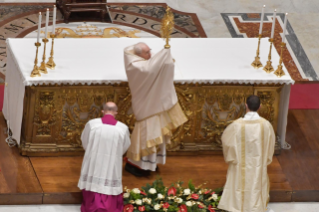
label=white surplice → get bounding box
[218,112,275,212]
[78,118,131,195]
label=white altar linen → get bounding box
[3,38,294,145]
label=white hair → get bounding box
[134,42,147,56]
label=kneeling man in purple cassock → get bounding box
[78,102,131,212]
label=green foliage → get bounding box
[188,179,195,191]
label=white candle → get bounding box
[270,9,277,39]
[45,9,49,38]
[52,5,56,35]
[37,12,42,43]
[259,5,266,35]
[282,13,288,43]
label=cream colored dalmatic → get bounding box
[124,45,187,170]
[218,112,275,212]
[78,118,131,195]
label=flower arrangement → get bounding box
[123,177,225,212]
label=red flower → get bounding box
[204,190,211,194]
[198,204,204,209]
[124,204,134,212]
[211,191,215,195]
[208,205,215,212]
[167,187,177,196]
[140,191,147,196]
[138,206,145,211]
[178,204,187,212]
[191,194,199,200]
[163,202,170,209]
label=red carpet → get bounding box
[289,84,319,109]
[0,84,317,111]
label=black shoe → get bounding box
[125,163,146,177]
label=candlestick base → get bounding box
[251,56,263,69]
[274,65,285,77]
[263,61,274,73]
[46,34,56,70]
[30,42,41,78]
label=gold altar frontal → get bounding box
[20,83,282,156]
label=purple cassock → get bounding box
[81,114,124,212]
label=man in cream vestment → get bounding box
[218,95,275,212]
[124,42,187,176]
[78,102,131,212]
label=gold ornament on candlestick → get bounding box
[46,33,56,69]
[274,42,286,77]
[39,38,49,74]
[251,34,263,69]
[30,42,42,78]
[160,6,175,49]
[263,38,274,73]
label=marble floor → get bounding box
[0,203,319,212]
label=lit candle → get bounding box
[259,5,266,35]
[52,5,56,35]
[37,12,42,43]
[282,13,288,43]
[270,9,277,39]
[45,9,49,38]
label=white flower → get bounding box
[183,189,191,195]
[198,190,202,194]
[175,197,183,203]
[135,199,142,205]
[132,188,140,194]
[143,198,152,204]
[123,193,130,198]
[149,188,157,194]
[157,193,164,199]
[186,201,192,207]
[212,193,218,201]
[154,204,161,210]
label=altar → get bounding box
[4,38,294,156]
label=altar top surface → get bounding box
[7,38,294,86]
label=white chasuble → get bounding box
[218,116,275,212]
[124,45,187,162]
[78,118,131,195]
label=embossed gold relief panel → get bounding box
[20,84,282,156]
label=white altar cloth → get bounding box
[3,38,294,146]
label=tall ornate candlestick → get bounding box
[274,42,286,77]
[30,42,41,77]
[46,34,56,69]
[39,38,49,74]
[263,38,274,73]
[161,6,174,49]
[251,34,263,69]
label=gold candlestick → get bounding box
[30,42,41,78]
[251,34,263,69]
[46,34,56,69]
[274,42,286,77]
[161,6,174,49]
[263,38,274,73]
[39,38,49,74]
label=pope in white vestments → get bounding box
[124,42,188,176]
[218,95,275,212]
[78,102,131,212]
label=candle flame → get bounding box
[263,5,266,8]
[39,12,41,15]
[54,5,56,8]
[274,9,277,12]
[286,13,288,15]
[47,8,49,11]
